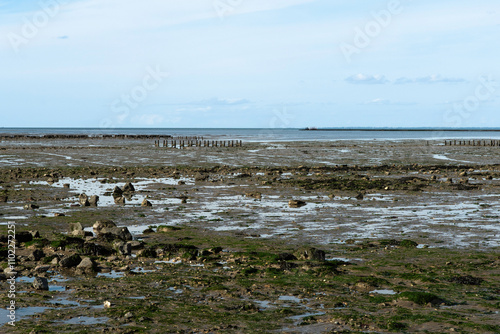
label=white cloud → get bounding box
[345,74,388,85]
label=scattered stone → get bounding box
[28,249,45,261]
[29,231,41,239]
[70,222,83,233]
[114,196,126,205]
[33,277,49,291]
[60,254,82,268]
[16,231,33,243]
[77,257,96,271]
[54,213,65,217]
[100,227,133,241]
[103,301,112,308]
[141,199,152,207]
[34,265,51,273]
[93,220,116,235]
[245,192,262,200]
[128,241,144,250]
[79,193,90,206]
[63,183,70,188]
[448,275,483,285]
[124,312,134,320]
[355,193,364,200]
[0,195,8,203]
[328,194,335,199]
[113,186,123,196]
[24,204,39,210]
[114,241,132,255]
[296,247,325,261]
[288,200,306,208]
[123,182,135,192]
[88,195,99,206]
[178,180,186,185]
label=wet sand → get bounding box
[1,138,499,333]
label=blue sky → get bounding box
[1,0,499,128]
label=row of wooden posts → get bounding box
[154,139,243,148]
[444,140,500,147]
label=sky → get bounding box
[1,0,499,128]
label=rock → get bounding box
[459,171,467,177]
[93,220,117,235]
[54,213,65,217]
[137,248,157,258]
[79,193,89,206]
[114,241,132,255]
[60,254,82,268]
[24,204,39,210]
[29,231,41,238]
[0,195,8,202]
[124,312,134,319]
[278,253,297,261]
[128,241,143,250]
[16,231,33,243]
[194,173,209,182]
[296,247,325,261]
[178,181,186,185]
[123,182,135,192]
[33,277,49,291]
[100,227,133,241]
[88,195,99,206]
[114,196,126,205]
[34,265,51,273]
[77,257,96,271]
[28,249,45,261]
[355,193,364,200]
[288,200,306,208]
[70,222,83,232]
[63,183,70,188]
[245,192,262,200]
[103,301,112,308]
[113,186,123,196]
[328,194,335,199]
[141,199,152,207]
[51,257,59,265]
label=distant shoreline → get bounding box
[301,128,500,132]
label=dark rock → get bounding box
[123,182,135,192]
[16,231,33,243]
[288,200,306,208]
[24,204,39,210]
[81,242,114,256]
[114,196,126,205]
[448,275,483,285]
[0,195,8,203]
[278,253,297,261]
[113,186,123,196]
[296,247,325,261]
[60,254,82,268]
[100,227,133,241]
[63,183,70,188]
[28,249,45,261]
[114,241,132,255]
[355,193,364,200]
[33,277,49,290]
[54,213,65,217]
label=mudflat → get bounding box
[1,138,499,333]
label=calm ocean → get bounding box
[2,128,500,142]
